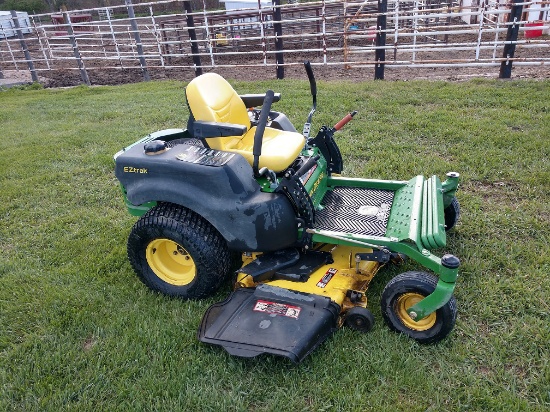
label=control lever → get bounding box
[294,155,320,180]
[252,90,275,177]
[333,111,358,131]
[302,61,317,139]
[258,167,277,185]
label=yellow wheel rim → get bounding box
[396,293,437,331]
[146,238,196,286]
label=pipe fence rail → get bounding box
[0,0,548,84]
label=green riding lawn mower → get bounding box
[114,62,461,363]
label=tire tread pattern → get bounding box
[127,203,232,299]
[444,197,460,232]
[381,271,457,344]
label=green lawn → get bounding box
[1,78,549,411]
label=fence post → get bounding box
[183,1,202,77]
[10,10,39,83]
[63,12,91,86]
[273,0,284,79]
[374,0,387,80]
[444,3,451,44]
[499,0,523,79]
[125,0,151,81]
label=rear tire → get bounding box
[127,203,232,299]
[380,271,457,344]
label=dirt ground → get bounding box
[1,25,548,88]
[2,4,549,88]
[5,62,543,89]
[0,69,42,87]
[2,45,549,88]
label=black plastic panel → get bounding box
[198,284,339,363]
[238,248,300,282]
[115,141,298,251]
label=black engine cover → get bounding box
[115,140,298,252]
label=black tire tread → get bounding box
[344,306,375,333]
[127,203,232,299]
[444,197,460,232]
[381,271,457,344]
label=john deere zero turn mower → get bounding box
[114,63,461,363]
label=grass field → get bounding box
[1,78,549,411]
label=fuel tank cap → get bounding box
[144,140,167,155]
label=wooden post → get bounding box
[125,0,151,81]
[374,0,387,80]
[499,0,523,79]
[10,10,38,83]
[273,0,284,79]
[183,0,203,77]
[63,12,91,85]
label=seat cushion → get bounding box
[229,126,305,173]
[187,72,305,172]
[186,73,250,129]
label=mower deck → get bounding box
[236,245,381,309]
[198,245,382,362]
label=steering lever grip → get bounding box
[333,110,358,131]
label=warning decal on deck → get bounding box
[253,300,301,319]
[316,268,338,288]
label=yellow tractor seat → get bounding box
[185,73,305,173]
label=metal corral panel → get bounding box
[220,0,272,12]
[0,11,32,39]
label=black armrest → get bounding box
[192,121,247,139]
[240,93,281,108]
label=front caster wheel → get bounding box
[380,271,457,344]
[127,203,232,299]
[344,306,375,333]
[444,197,460,231]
